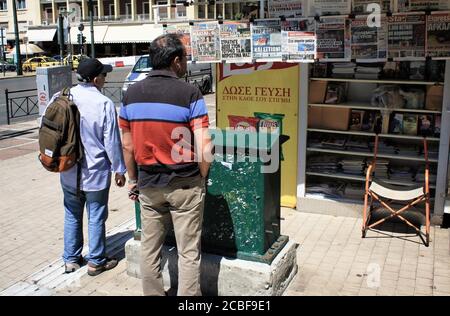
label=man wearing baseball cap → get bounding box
[48,58,127,276]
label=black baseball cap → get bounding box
[77,58,113,82]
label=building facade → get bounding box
[1,1,261,58]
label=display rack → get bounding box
[297,61,450,218]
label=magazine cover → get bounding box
[403,114,418,135]
[390,113,404,134]
[398,0,450,11]
[352,0,392,13]
[310,0,351,16]
[190,21,221,63]
[351,15,388,62]
[282,31,317,62]
[269,0,306,18]
[387,13,426,60]
[165,24,192,61]
[220,22,252,63]
[251,19,283,61]
[427,12,450,59]
[316,16,351,61]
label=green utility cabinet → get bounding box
[134,130,289,264]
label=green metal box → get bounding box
[134,130,288,264]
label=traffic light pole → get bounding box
[12,0,22,75]
[88,0,95,58]
[58,14,65,64]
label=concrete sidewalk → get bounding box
[0,95,449,296]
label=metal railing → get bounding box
[4,70,213,124]
[4,88,39,125]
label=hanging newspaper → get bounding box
[269,0,305,18]
[352,0,392,13]
[282,31,317,62]
[220,22,252,63]
[281,18,315,32]
[191,21,221,63]
[397,0,450,12]
[310,0,351,16]
[316,16,351,61]
[387,13,426,60]
[165,24,192,61]
[351,15,388,62]
[251,19,282,62]
[427,12,450,59]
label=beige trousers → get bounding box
[139,175,205,296]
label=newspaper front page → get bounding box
[351,15,388,62]
[316,16,351,61]
[251,19,283,61]
[220,22,252,63]
[387,13,426,60]
[427,12,450,59]
[191,21,221,63]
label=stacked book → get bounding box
[331,63,356,79]
[389,166,414,182]
[376,141,398,155]
[415,167,437,184]
[307,156,341,173]
[307,183,344,199]
[366,158,389,179]
[344,183,365,200]
[355,65,382,80]
[341,158,365,176]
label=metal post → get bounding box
[5,89,10,125]
[58,15,65,63]
[88,0,95,58]
[0,27,5,76]
[12,0,22,75]
[259,0,265,19]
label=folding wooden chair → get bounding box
[362,126,431,247]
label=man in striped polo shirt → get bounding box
[120,34,212,296]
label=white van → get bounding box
[122,55,213,95]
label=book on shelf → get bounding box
[409,61,426,80]
[312,62,328,78]
[434,114,441,137]
[321,137,346,149]
[349,110,365,131]
[354,73,380,80]
[402,114,418,136]
[389,113,403,134]
[361,111,377,132]
[324,83,346,104]
[418,115,433,136]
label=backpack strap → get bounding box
[61,87,71,97]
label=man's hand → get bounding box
[128,183,139,201]
[115,173,126,187]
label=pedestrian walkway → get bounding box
[0,95,449,296]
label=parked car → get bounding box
[63,54,87,70]
[122,55,212,95]
[22,56,59,72]
[0,61,16,72]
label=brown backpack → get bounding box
[38,88,83,173]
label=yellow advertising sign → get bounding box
[216,63,299,208]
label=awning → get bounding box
[26,28,57,42]
[102,24,164,43]
[10,44,45,55]
[69,25,108,44]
